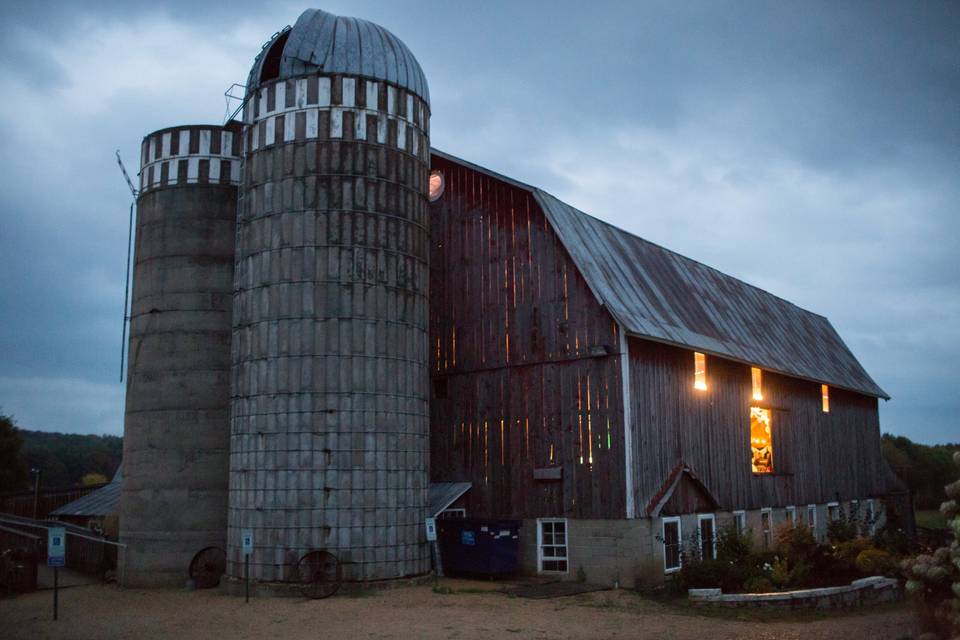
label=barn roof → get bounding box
[247,8,430,104]
[432,150,888,399]
[50,467,122,518]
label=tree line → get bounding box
[882,433,959,509]
[0,414,122,493]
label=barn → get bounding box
[427,150,896,586]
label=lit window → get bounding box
[807,504,818,538]
[662,517,682,573]
[821,384,830,413]
[760,508,772,549]
[694,352,707,391]
[785,505,796,525]
[751,367,763,401]
[428,170,445,202]
[537,518,568,573]
[697,514,716,560]
[750,407,773,474]
[733,510,746,535]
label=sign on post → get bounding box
[48,527,66,567]
[424,518,437,542]
[242,529,254,556]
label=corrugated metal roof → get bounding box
[247,8,430,105]
[50,467,122,518]
[429,482,472,517]
[432,149,888,399]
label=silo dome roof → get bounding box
[247,8,430,106]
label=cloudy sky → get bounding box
[0,1,956,443]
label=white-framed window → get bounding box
[785,505,796,525]
[697,514,717,560]
[807,504,818,537]
[537,518,568,573]
[760,508,772,549]
[439,508,466,520]
[662,516,682,573]
[733,510,746,535]
[827,501,840,522]
[865,499,876,534]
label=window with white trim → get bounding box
[439,508,466,520]
[827,502,840,522]
[733,510,746,535]
[785,505,796,525]
[866,499,876,534]
[537,518,568,573]
[807,504,818,537]
[697,514,716,560]
[662,517,682,573]
[760,508,772,549]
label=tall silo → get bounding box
[228,8,432,585]
[120,123,242,586]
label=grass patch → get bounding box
[915,509,948,530]
[344,587,377,598]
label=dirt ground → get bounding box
[0,578,919,640]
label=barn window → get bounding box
[821,384,830,413]
[807,504,818,538]
[439,508,466,519]
[785,505,796,525]
[760,508,772,549]
[662,517,682,573]
[865,499,876,534]
[428,170,445,202]
[733,510,746,534]
[750,407,773,474]
[751,367,763,401]
[827,501,840,522]
[694,352,707,391]
[537,518,568,573]
[697,514,716,560]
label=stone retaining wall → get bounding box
[689,576,900,609]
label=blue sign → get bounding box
[48,527,66,567]
[461,530,476,546]
[241,529,254,556]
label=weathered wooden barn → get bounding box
[427,150,896,585]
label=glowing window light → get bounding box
[694,352,707,391]
[821,384,830,413]
[428,170,445,202]
[751,367,763,401]
[750,406,773,474]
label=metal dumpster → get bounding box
[437,519,521,577]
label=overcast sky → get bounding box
[0,1,956,444]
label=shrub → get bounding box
[775,522,818,565]
[715,523,752,564]
[743,576,773,593]
[855,548,896,576]
[901,450,960,638]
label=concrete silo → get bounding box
[120,123,242,586]
[228,8,432,584]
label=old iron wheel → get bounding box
[188,546,226,589]
[297,550,341,599]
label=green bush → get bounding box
[855,548,896,576]
[743,576,773,593]
[775,522,818,565]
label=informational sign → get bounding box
[241,529,254,556]
[424,517,437,542]
[461,530,476,546]
[47,527,66,567]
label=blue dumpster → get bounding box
[437,519,521,577]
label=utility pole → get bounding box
[32,468,42,519]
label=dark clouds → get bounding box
[0,1,957,442]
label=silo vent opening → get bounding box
[259,31,290,84]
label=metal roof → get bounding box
[50,467,122,518]
[247,8,430,105]
[429,482,472,517]
[432,149,888,399]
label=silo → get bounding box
[120,122,242,586]
[228,8,432,585]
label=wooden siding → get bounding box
[429,156,626,519]
[628,338,887,515]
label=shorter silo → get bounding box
[120,122,241,586]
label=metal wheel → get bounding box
[297,550,341,599]
[188,546,226,589]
